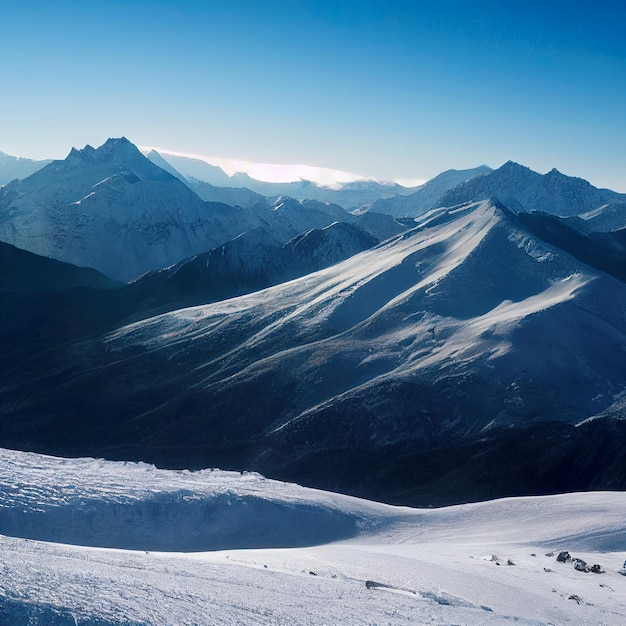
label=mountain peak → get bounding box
[104,136,131,146]
[437,160,625,218]
[67,144,95,161]
[499,160,532,173]
[66,138,141,165]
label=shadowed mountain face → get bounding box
[2,200,626,505]
[517,211,626,283]
[0,221,382,360]
[0,241,118,293]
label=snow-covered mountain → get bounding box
[1,447,625,625]
[3,199,626,504]
[143,149,270,209]
[0,150,50,186]
[367,165,492,217]
[145,151,252,187]
[439,161,626,216]
[129,222,380,316]
[189,179,268,208]
[517,211,626,283]
[573,202,626,233]
[0,138,381,282]
[0,138,261,281]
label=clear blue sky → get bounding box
[2,0,625,190]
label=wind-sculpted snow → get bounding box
[1,449,626,625]
[0,449,364,551]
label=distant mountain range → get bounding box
[367,166,493,217]
[1,137,626,506]
[0,138,402,281]
[145,149,420,210]
[0,151,51,186]
[438,160,626,217]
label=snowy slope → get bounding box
[0,139,392,281]
[576,202,626,233]
[3,200,626,504]
[0,448,625,625]
[99,200,626,427]
[129,222,380,314]
[0,138,260,281]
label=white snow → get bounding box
[98,199,626,427]
[0,447,625,625]
[140,146,370,186]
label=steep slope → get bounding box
[0,150,50,185]
[517,211,626,283]
[439,161,626,216]
[0,138,258,281]
[0,139,383,282]
[252,196,353,242]
[128,222,378,316]
[144,150,270,209]
[143,148,190,181]
[368,166,492,217]
[0,241,118,292]
[0,221,383,372]
[2,200,626,504]
[575,202,626,233]
[353,210,408,241]
[150,152,235,186]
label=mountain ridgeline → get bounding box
[0,138,393,282]
[1,138,626,506]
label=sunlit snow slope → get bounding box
[0,449,625,625]
[2,200,626,504]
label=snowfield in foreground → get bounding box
[0,449,625,625]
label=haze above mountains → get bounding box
[1,137,626,506]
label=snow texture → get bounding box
[0,448,625,625]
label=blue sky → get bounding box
[2,0,625,190]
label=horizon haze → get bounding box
[1,1,625,191]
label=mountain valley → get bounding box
[2,145,625,505]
